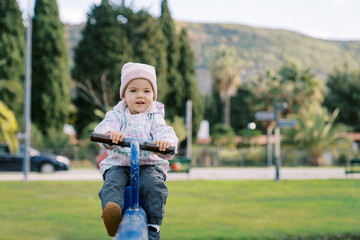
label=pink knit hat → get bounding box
[120,62,157,100]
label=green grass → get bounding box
[0,180,360,240]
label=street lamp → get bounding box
[247,122,256,130]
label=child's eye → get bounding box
[130,90,136,92]
[145,90,151,93]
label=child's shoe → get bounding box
[148,226,160,240]
[102,201,122,237]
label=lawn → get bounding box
[0,180,359,240]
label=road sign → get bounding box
[277,119,297,128]
[255,111,274,121]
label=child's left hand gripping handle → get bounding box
[139,142,176,155]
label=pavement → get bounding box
[0,167,359,181]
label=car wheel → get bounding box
[40,163,55,173]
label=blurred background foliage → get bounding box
[1,0,360,167]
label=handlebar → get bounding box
[91,132,176,155]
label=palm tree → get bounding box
[278,63,324,115]
[283,103,351,166]
[211,46,241,125]
[249,63,324,116]
[248,70,281,113]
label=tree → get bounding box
[283,103,351,166]
[204,91,222,133]
[0,61,20,152]
[72,0,133,136]
[278,63,324,115]
[0,101,19,153]
[167,116,186,144]
[230,86,254,133]
[210,45,241,125]
[324,68,360,131]
[247,70,282,114]
[31,0,70,136]
[159,0,183,120]
[212,123,236,148]
[178,27,203,136]
[0,0,25,124]
[247,63,324,135]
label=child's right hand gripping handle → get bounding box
[91,132,176,155]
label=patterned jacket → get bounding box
[94,100,179,176]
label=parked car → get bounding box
[0,143,70,173]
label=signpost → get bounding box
[255,103,297,181]
[274,103,297,181]
[255,111,274,121]
[278,119,297,128]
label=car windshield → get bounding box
[19,146,40,156]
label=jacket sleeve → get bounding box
[151,113,179,159]
[94,110,123,149]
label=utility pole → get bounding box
[23,0,34,181]
[186,100,192,159]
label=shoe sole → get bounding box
[102,202,122,237]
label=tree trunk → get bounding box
[222,98,226,124]
[224,94,230,125]
[308,151,322,166]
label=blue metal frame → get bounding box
[130,141,139,209]
[114,141,148,240]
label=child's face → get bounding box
[123,78,154,114]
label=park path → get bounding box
[0,167,359,181]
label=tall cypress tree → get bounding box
[72,0,133,136]
[31,0,70,135]
[159,0,183,120]
[0,0,25,124]
[178,27,203,136]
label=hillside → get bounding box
[65,22,360,94]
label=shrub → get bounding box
[212,123,236,148]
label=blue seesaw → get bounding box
[91,132,175,240]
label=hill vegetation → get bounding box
[66,21,360,94]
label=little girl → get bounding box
[94,62,179,239]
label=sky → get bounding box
[17,0,360,41]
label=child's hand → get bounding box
[109,131,125,144]
[156,139,171,152]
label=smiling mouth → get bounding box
[136,101,145,104]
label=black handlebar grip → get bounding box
[91,132,175,155]
[91,132,130,147]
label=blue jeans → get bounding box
[98,165,168,225]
